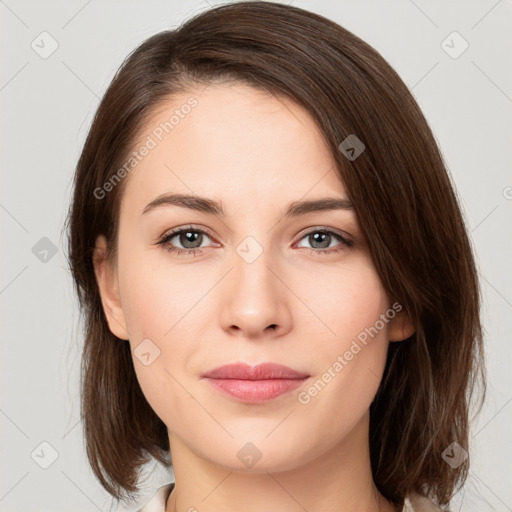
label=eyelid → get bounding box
[159,224,217,242]
[293,225,353,246]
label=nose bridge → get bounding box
[232,233,279,301]
[220,232,289,335]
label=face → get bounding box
[94,82,413,473]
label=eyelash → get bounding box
[157,224,353,258]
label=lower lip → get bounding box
[204,378,308,402]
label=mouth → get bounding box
[201,362,310,403]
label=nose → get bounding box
[219,244,292,340]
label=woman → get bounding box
[66,2,485,511]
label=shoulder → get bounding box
[137,482,175,512]
[404,492,447,512]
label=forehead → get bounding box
[121,82,346,215]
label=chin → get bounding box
[202,435,318,474]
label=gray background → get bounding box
[1,0,511,511]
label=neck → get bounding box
[165,412,397,512]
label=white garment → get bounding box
[138,482,447,511]
[137,482,173,512]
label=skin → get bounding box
[94,82,415,512]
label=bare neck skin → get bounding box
[165,412,397,512]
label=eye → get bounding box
[294,227,353,255]
[157,225,216,257]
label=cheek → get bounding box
[116,243,214,416]
[299,256,389,349]
[295,257,390,409]
[121,266,197,424]
[117,238,207,342]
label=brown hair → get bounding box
[65,1,486,508]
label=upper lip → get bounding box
[202,362,309,380]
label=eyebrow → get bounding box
[141,193,353,218]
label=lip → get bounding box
[202,362,309,380]
[202,363,310,403]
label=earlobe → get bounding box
[93,235,129,340]
[388,307,416,342]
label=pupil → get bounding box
[312,232,329,248]
[182,231,201,248]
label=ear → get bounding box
[93,235,129,340]
[388,305,415,342]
